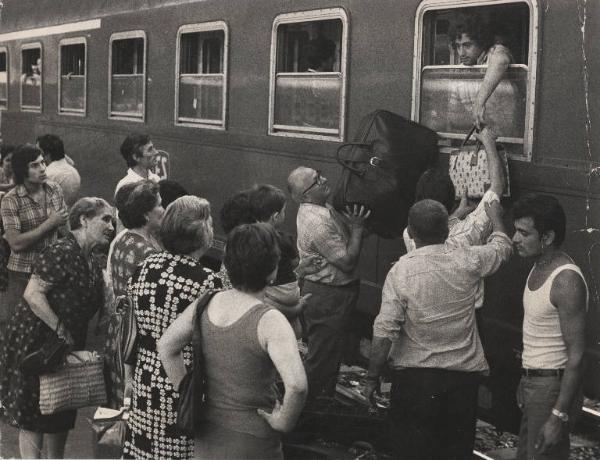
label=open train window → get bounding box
[59,38,86,115]
[109,31,146,121]
[21,44,42,112]
[269,9,348,141]
[0,48,7,110]
[412,1,538,160]
[175,22,228,129]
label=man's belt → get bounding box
[521,368,564,377]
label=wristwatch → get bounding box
[551,408,569,423]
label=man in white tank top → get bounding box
[512,194,587,460]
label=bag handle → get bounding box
[336,143,372,176]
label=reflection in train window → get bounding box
[0,49,7,110]
[413,1,537,160]
[176,22,228,129]
[21,44,42,112]
[269,9,348,141]
[109,31,146,120]
[59,39,86,115]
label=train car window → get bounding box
[59,38,86,115]
[109,31,146,121]
[413,1,537,160]
[0,49,7,110]
[175,22,228,129]
[21,44,42,112]
[269,8,348,141]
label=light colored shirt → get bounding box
[114,168,159,197]
[373,231,512,372]
[296,203,356,286]
[522,264,588,370]
[46,158,81,207]
[0,181,67,273]
[403,189,499,309]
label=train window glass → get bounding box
[109,31,146,120]
[0,49,7,110]
[413,1,537,160]
[21,44,42,112]
[59,39,86,115]
[175,22,228,129]
[269,9,348,141]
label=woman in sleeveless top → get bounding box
[159,222,307,459]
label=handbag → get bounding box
[176,291,219,437]
[20,323,68,376]
[91,406,129,459]
[449,126,510,199]
[39,350,107,415]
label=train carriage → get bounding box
[0,0,598,434]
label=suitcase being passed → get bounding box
[332,110,439,239]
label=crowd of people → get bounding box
[0,14,589,460]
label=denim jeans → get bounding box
[516,375,582,460]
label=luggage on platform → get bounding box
[332,110,439,239]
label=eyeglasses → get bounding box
[302,170,325,195]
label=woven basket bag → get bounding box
[39,351,107,415]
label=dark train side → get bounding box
[0,0,598,431]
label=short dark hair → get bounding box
[224,223,281,293]
[512,193,566,247]
[452,15,492,50]
[70,197,111,230]
[11,144,43,184]
[220,190,256,234]
[36,134,65,161]
[248,184,286,222]
[120,133,150,168]
[408,199,449,245]
[159,179,188,209]
[115,180,160,229]
[1,144,15,161]
[160,196,213,255]
[415,168,456,214]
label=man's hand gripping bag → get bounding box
[333,110,439,238]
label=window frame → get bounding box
[174,21,228,130]
[411,0,539,161]
[108,30,147,122]
[0,46,8,111]
[20,42,43,113]
[58,37,87,116]
[268,8,349,142]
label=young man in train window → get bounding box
[364,199,512,460]
[512,194,587,460]
[114,133,160,197]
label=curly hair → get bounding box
[115,180,161,229]
[512,193,566,248]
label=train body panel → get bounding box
[0,0,598,431]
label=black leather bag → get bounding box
[333,110,439,238]
[20,326,68,376]
[176,291,218,437]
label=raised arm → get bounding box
[474,126,504,197]
[536,270,587,454]
[157,299,196,388]
[474,46,511,129]
[257,309,307,433]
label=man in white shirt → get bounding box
[36,134,81,207]
[114,133,160,197]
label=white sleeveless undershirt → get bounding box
[522,264,588,369]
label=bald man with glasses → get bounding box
[287,166,370,400]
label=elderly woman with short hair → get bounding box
[0,197,113,459]
[159,223,308,459]
[123,196,223,460]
